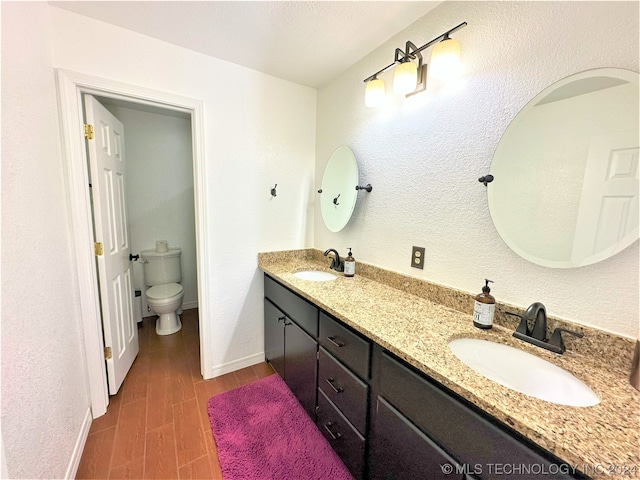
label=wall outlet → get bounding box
[411,246,425,269]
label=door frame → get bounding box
[56,69,210,417]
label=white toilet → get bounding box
[141,247,184,335]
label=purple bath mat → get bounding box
[207,374,353,480]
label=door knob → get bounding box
[129,254,140,261]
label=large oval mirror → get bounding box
[488,68,639,268]
[320,146,359,232]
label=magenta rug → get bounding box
[207,374,353,480]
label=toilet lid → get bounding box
[146,283,183,300]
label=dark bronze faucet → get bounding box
[509,302,583,354]
[323,248,344,272]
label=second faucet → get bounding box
[323,248,344,272]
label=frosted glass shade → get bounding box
[393,61,418,95]
[365,78,385,107]
[430,38,461,80]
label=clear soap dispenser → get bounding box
[473,279,495,329]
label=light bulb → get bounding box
[365,78,385,107]
[430,38,461,80]
[393,61,418,95]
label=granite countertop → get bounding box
[259,251,640,479]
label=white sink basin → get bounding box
[448,338,600,407]
[293,270,337,282]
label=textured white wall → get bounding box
[49,7,317,373]
[101,103,198,314]
[315,1,639,339]
[1,3,91,478]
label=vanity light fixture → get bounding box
[363,21,467,107]
[429,33,462,80]
[393,56,420,95]
[364,77,386,107]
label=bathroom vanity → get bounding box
[260,250,639,480]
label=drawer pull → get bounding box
[327,336,345,348]
[277,316,286,323]
[325,377,344,393]
[323,421,342,440]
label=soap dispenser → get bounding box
[473,279,495,330]
[344,248,355,277]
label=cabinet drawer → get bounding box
[319,312,370,379]
[318,347,368,435]
[370,396,463,480]
[264,275,318,338]
[317,388,365,479]
[378,350,574,480]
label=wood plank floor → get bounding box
[77,309,274,479]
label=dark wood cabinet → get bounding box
[319,312,371,379]
[284,317,317,418]
[317,388,366,479]
[318,347,368,435]
[264,276,318,420]
[264,298,285,377]
[369,396,464,480]
[372,345,583,480]
[263,274,585,480]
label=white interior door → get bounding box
[85,94,139,395]
[572,130,639,265]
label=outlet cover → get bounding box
[411,246,425,269]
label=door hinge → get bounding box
[94,242,103,256]
[84,123,94,140]
[104,346,112,360]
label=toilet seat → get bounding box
[146,283,184,304]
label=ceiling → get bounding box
[49,1,442,88]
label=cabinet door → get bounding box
[370,396,464,480]
[284,319,318,419]
[376,348,580,479]
[264,299,285,377]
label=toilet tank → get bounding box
[141,248,182,286]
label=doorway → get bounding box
[57,69,211,417]
[85,94,199,394]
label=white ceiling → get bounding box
[49,1,442,88]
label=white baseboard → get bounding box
[182,300,198,310]
[205,352,265,380]
[65,407,92,479]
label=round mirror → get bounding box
[488,68,639,268]
[320,146,359,232]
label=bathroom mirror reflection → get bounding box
[320,146,359,232]
[488,68,639,268]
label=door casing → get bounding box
[56,69,210,417]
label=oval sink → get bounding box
[293,270,337,282]
[448,338,600,407]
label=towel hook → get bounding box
[478,175,494,187]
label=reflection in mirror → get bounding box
[489,68,639,268]
[320,146,359,232]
